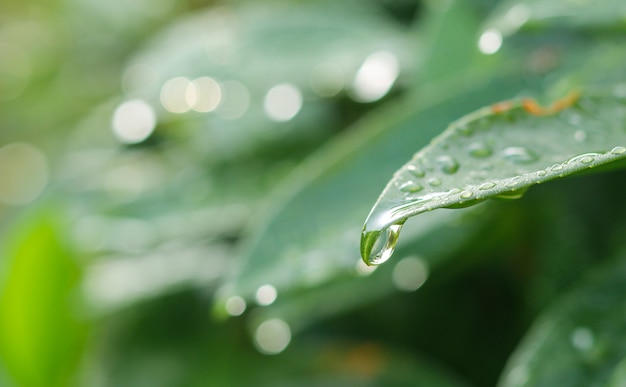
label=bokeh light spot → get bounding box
[351,50,399,103]
[0,142,49,205]
[112,99,156,144]
[263,83,302,122]
[392,256,429,292]
[225,296,246,316]
[478,29,503,55]
[254,318,291,355]
[189,76,222,112]
[255,284,277,306]
[161,77,193,113]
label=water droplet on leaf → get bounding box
[436,155,460,174]
[460,190,473,199]
[574,130,586,142]
[479,181,496,190]
[468,142,493,158]
[407,164,425,177]
[399,181,423,193]
[457,124,473,136]
[428,177,442,187]
[611,146,626,155]
[501,146,538,164]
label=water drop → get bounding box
[479,182,496,190]
[567,112,583,126]
[460,190,473,199]
[551,164,564,171]
[428,177,442,187]
[611,146,626,155]
[501,146,538,164]
[574,130,586,142]
[407,164,425,177]
[436,155,459,174]
[399,181,423,193]
[468,142,493,158]
[457,124,473,137]
[361,222,404,265]
[580,156,594,164]
[537,169,547,176]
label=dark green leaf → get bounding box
[499,255,626,387]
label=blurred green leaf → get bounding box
[0,208,86,387]
[361,91,626,265]
[124,1,413,160]
[94,289,472,387]
[415,0,484,82]
[484,0,626,37]
[499,254,626,387]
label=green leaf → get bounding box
[0,209,86,387]
[361,91,626,265]
[498,255,626,387]
[483,0,626,37]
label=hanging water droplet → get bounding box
[495,187,528,200]
[479,181,496,190]
[611,146,626,155]
[436,155,460,174]
[501,146,538,164]
[427,177,442,187]
[399,181,423,193]
[468,142,493,158]
[361,222,404,265]
[407,164,425,177]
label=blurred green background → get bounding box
[1,0,626,386]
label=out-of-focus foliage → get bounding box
[0,0,625,386]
